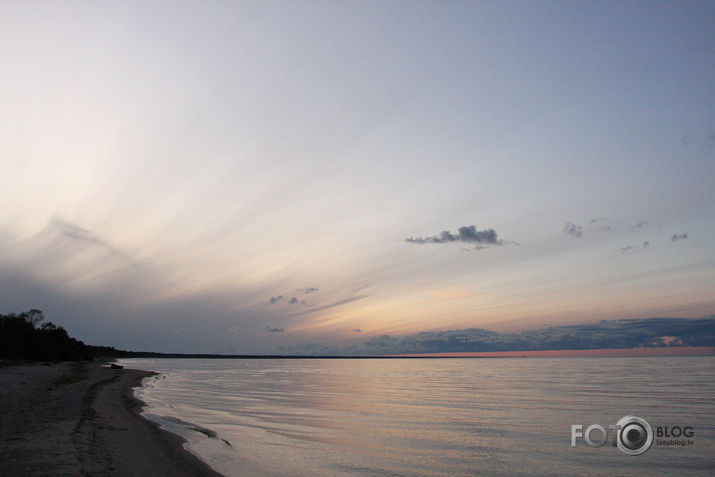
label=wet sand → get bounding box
[0,361,221,476]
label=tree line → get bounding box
[0,309,91,361]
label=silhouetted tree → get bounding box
[0,309,91,361]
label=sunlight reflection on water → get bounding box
[122,357,715,476]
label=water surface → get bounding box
[121,357,714,476]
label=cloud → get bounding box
[671,233,688,242]
[269,287,318,306]
[405,225,503,247]
[587,218,612,231]
[283,317,715,355]
[43,216,122,256]
[622,241,652,254]
[563,222,583,239]
[630,221,662,233]
[270,294,312,307]
[265,326,284,332]
[51,217,95,241]
[0,260,276,354]
[295,295,370,315]
[297,287,319,294]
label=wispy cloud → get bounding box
[270,287,319,306]
[621,241,653,254]
[297,287,319,294]
[51,217,97,242]
[588,217,613,231]
[563,222,583,239]
[270,295,311,306]
[405,225,503,247]
[631,220,660,231]
[44,216,125,257]
[296,295,370,315]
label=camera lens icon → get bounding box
[616,416,653,456]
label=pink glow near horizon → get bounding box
[392,347,715,358]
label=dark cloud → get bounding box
[405,225,502,247]
[270,294,311,307]
[265,326,284,332]
[563,222,583,239]
[0,220,298,354]
[297,287,319,294]
[671,233,688,242]
[283,317,715,355]
[0,263,269,354]
[277,342,343,356]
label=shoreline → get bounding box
[0,361,222,476]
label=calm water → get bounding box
[120,357,715,476]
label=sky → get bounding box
[0,1,713,354]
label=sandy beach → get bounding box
[0,361,221,476]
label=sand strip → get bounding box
[0,361,222,476]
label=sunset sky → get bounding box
[1,1,713,353]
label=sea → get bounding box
[119,357,715,476]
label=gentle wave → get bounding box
[121,357,715,476]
